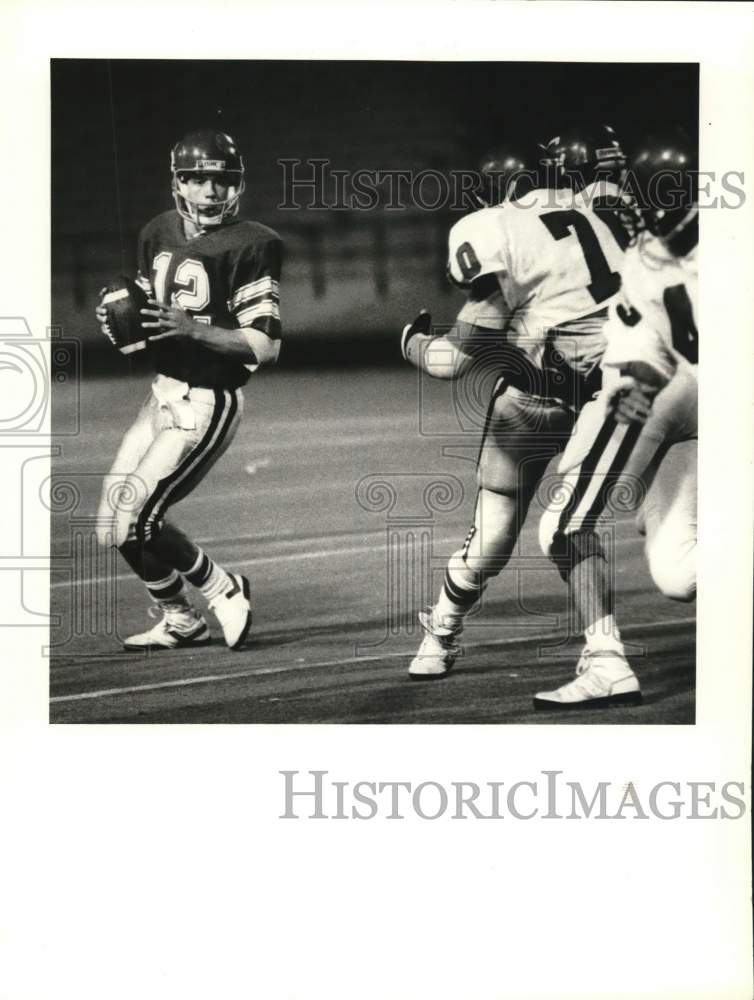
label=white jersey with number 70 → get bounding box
[447,183,629,358]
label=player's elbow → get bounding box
[242,328,281,367]
[257,337,281,366]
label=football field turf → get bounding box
[50,365,695,724]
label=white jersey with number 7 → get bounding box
[447,184,628,363]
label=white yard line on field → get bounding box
[50,616,696,705]
[48,532,641,591]
[48,540,436,590]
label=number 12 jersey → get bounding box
[136,210,283,390]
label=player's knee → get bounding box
[542,527,605,582]
[448,548,486,586]
[95,510,133,548]
[647,545,696,603]
[464,488,519,578]
[95,520,117,548]
[463,527,504,577]
[96,486,118,547]
[97,473,151,548]
[464,548,504,580]
[538,508,559,559]
[117,536,140,561]
[476,461,526,498]
[650,563,696,603]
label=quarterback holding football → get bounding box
[95,128,282,651]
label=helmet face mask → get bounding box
[636,198,699,259]
[626,134,698,255]
[541,124,626,192]
[172,170,245,226]
[170,129,246,227]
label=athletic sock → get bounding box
[432,553,488,631]
[184,548,233,603]
[584,614,624,655]
[145,571,198,619]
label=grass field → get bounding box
[50,365,695,724]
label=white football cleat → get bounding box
[533,649,641,710]
[123,605,210,652]
[408,610,462,680]
[209,573,252,650]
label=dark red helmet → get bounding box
[170,129,245,226]
[541,124,626,191]
[475,148,535,206]
[627,131,698,251]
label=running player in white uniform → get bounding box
[535,133,698,708]
[402,128,630,679]
[94,129,282,652]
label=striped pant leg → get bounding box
[539,397,657,558]
[156,388,244,511]
[132,388,243,547]
[543,364,696,542]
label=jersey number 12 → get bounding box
[152,252,211,312]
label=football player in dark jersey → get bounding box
[95,129,282,651]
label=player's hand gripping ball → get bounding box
[96,277,150,355]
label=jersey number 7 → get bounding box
[540,210,620,305]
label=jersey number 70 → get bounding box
[539,209,621,305]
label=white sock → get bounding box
[184,548,233,603]
[584,615,624,654]
[433,553,487,629]
[146,571,192,611]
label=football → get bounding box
[99,276,150,355]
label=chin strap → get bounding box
[172,178,245,228]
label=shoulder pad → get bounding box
[139,210,175,242]
[235,219,282,244]
[215,219,282,254]
[447,207,508,287]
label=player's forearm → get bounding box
[189,324,279,366]
[240,326,281,366]
[405,317,494,380]
[405,331,470,380]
